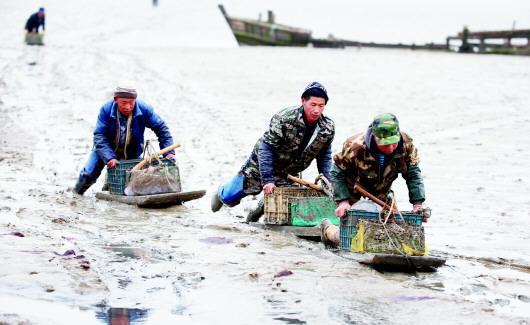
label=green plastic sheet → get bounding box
[290,197,339,227]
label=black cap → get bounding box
[301,81,329,104]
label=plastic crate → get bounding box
[25,33,44,45]
[264,187,325,225]
[339,210,423,250]
[106,158,176,195]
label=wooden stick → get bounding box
[130,143,180,172]
[353,184,397,212]
[287,174,322,191]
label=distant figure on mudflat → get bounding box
[211,82,335,221]
[25,7,45,33]
[73,87,175,195]
[152,0,159,7]
[320,113,428,248]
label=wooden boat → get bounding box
[338,251,446,272]
[218,5,311,47]
[249,222,321,241]
[96,190,205,208]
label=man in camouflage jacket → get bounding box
[321,113,426,247]
[211,82,335,220]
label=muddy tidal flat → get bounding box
[1,1,530,324]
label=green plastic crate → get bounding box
[106,158,176,195]
[106,159,142,195]
[25,33,44,45]
[290,197,339,227]
[340,210,423,251]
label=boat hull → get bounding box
[95,190,205,208]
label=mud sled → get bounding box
[96,143,205,208]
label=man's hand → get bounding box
[412,203,423,213]
[107,159,118,169]
[412,203,431,223]
[165,153,175,160]
[263,183,276,194]
[335,200,352,218]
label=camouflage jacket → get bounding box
[331,128,425,204]
[240,105,335,194]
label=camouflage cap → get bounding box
[372,113,400,146]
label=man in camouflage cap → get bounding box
[321,113,426,247]
[211,82,335,221]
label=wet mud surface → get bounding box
[1,1,530,324]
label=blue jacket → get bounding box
[25,12,45,32]
[93,99,174,163]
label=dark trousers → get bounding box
[74,151,109,195]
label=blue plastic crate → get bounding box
[106,158,175,195]
[339,210,422,250]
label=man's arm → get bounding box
[331,136,360,202]
[402,142,425,204]
[259,113,285,193]
[143,104,175,157]
[403,165,425,204]
[257,141,275,186]
[330,163,352,202]
[316,142,333,181]
[93,106,117,164]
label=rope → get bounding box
[376,197,412,267]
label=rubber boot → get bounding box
[73,175,94,195]
[211,191,223,212]
[246,198,264,223]
[320,219,338,249]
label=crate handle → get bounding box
[353,184,398,212]
[287,174,323,191]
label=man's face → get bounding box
[38,12,45,17]
[115,97,135,116]
[376,142,399,154]
[302,96,326,125]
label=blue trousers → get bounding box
[74,150,106,195]
[218,173,248,207]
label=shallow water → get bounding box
[1,1,530,324]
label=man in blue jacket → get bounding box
[25,7,45,33]
[74,87,175,195]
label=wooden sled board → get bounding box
[96,190,206,208]
[249,223,321,241]
[339,251,446,272]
